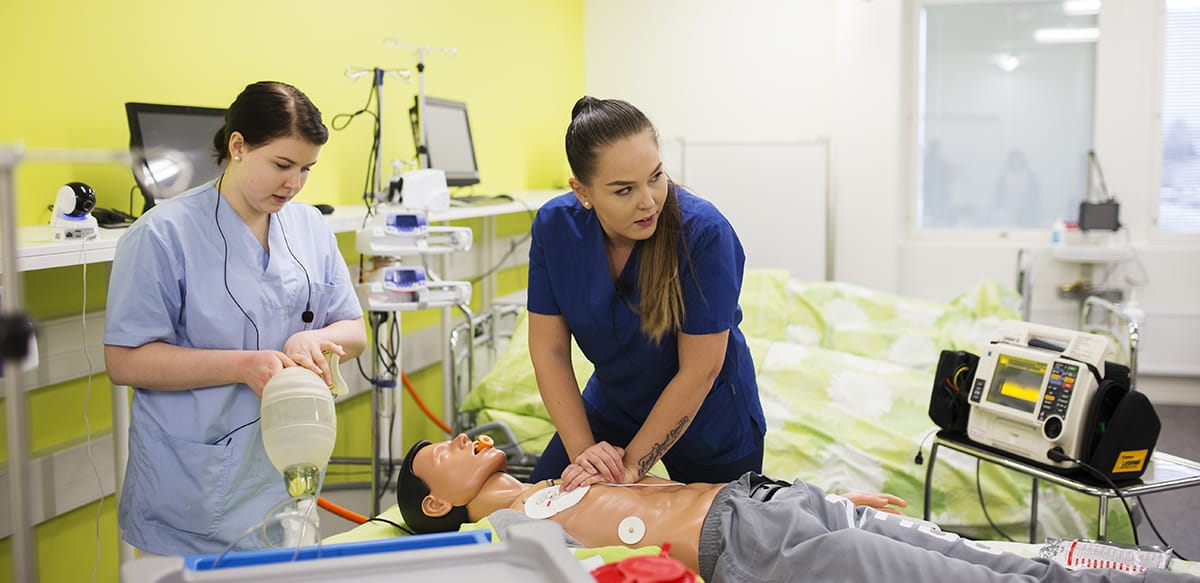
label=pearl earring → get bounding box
[584,202,590,209]
[234,156,241,161]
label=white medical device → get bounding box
[966,320,1110,469]
[398,168,451,212]
[358,265,472,311]
[355,208,472,256]
[50,182,99,241]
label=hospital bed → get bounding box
[451,269,1146,543]
[311,270,1200,576]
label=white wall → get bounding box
[584,0,1199,403]
[584,0,837,142]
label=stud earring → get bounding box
[584,202,590,209]
[234,155,241,161]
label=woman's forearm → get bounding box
[623,330,728,478]
[105,343,260,391]
[534,353,593,459]
[529,313,593,459]
[316,317,368,359]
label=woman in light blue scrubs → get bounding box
[103,81,366,556]
[527,97,766,491]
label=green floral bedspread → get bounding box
[461,269,1135,543]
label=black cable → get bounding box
[276,213,314,324]
[467,198,537,285]
[211,176,264,444]
[913,428,938,465]
[366,517,413,535]
[976,460,1015,542]
[128,184,139,217]
[1135,496,1190,561]
[330,81,381,214]
[1046,448,1143,548]
[213,177,261,350]
[209,416,261,446]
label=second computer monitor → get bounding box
[126,102,227,212]
[419,97,481,187]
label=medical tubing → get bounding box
[402,370,453,434]
[209,493,322,569]
[316,495,369,525]
[80,244,105,583]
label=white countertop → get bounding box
[11,189,560,273]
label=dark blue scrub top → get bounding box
[527,188,766,464]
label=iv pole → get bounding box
[345,64,414,515]
[383,40,466,439]
[1,145,168,581]
[1,143,37,583]
[383,40,456,171]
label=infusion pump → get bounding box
[965,321,1110,469]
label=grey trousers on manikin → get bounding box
[697,473,1198,583]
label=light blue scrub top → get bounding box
[104,183,362,555]
[527,188,766,464]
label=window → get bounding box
[1160,0,1200,233]
[917,1,1097,231]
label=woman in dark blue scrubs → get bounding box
[527,97,766,491]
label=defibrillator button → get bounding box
[1043,416,1064,440]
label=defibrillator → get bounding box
[930,320,1160,482]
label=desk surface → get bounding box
[934,433,1200,498]
[11,189,560,273]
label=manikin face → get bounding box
[412,434,508,508]
[227,132,320,216]
[571,129,668,249]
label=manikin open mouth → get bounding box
[473,435,494,454]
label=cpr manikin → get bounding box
[260,352,346,545]
[399,435,1200,583]
[402,434,725,573]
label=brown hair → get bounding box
[212,81,329,164]
[565,96,685,343]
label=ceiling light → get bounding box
[1034,28,1100,43]
[1063,0,1101,16]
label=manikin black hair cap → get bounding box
[396,440,471,533]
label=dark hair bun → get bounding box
[571,96,599,121]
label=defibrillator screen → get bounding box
[986,355,1047,414]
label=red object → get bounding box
[316,496,369,525]
[590,544,698,583]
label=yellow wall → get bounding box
[0,1,580,580]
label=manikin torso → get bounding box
[507,478,722,573]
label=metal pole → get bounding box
[1,145,38,583]
[374,68,385,200]
[416,48,428,170]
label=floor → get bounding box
[1135,404,1200,560]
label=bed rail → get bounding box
[1080,295,1140,391]
[448,304,525,433]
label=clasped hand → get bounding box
[240,331,346,397]
[560,441,638,492]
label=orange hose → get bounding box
[317,496,369,525]
[401,370,453,434]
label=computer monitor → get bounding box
[125,102,227,213]
[415,96,481,188]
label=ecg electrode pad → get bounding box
[523,484,590,519]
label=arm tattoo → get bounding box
[637,416,689,478]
